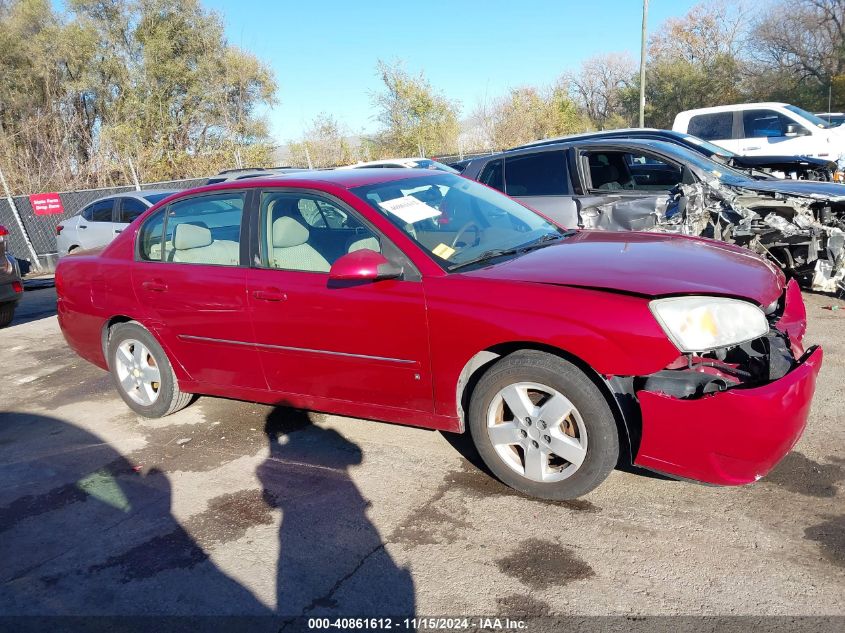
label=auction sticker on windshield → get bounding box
[378,196,441,224]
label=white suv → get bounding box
[672,103,845,164]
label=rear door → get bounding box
[132,190,266,390]
[686,111,739,153]
[77,199,116,249]
[502,150,579,228]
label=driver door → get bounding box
[246,189,433,413]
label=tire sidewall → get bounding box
[107,322,178,418]
[469,352,619,500]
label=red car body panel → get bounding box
[636,346,822,485]
[55,170,822,486]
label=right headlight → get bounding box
[649,296,769,353]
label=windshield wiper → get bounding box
[449,230,575,271]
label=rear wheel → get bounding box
[0,302,15,328]
[468,350,619,500]
[108,322,192,417]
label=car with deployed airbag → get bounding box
[55,169,822,499]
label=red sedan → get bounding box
[56,169,822,499]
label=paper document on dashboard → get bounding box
[378,196,442,224]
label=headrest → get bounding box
[273,216,310,248]
[174,223,212,250]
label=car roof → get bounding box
[513,128,682,149]
[474,137,685,160]
[85,189,177,206]
[184,168,451,194]
[677,102,789,117]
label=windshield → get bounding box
[352,174,562,270]
[648,141,753,187]
[784,104,832,129]
[679,133,737,158]
[143,192,173,205]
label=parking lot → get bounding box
[1,284,844,619]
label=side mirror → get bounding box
[329,249,403,282]
[785,124,808,137]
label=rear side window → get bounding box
[505,151,568,196]
[478,159,504,192]
[82,200,113,222]
[687,113,733,141]
[118,198,148,223]
[137,192,245,265]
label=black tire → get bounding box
[0,302,15,328]
[468,350,619,500]
[107,321,192,417]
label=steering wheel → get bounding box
[451,222,482,249]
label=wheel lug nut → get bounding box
[525,419,532,426]
[540,420,547,429]
[520,429,527,438]
[543,435,551,443]
[531,440,539,448]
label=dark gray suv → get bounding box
[0,225,23,327]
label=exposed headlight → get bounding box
[649,296,769,353]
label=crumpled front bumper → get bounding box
[634,346,822,485]
[633,279,822,486]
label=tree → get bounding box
[371,60,460,157]
[752,0,845,109]
[483,86,587,150]
[288,114,355,168]
[563,53,637,129]
[640,1,749,128]
[0,0,278,193]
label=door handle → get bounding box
[142,279,168,292]
[79,225,88,230]
[253,288,287,302]
[744,146,760,151]
[114,229,122,234]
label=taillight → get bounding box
[56,225,64,236]
[12,281,22,294]
[0,225,8,236]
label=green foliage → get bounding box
[0,0,277,193]
[489,87,588,149]
[371,60,460,158]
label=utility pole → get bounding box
[639,0,649,128]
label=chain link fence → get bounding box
[0,177,208,273]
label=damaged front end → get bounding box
[579,180,845,293]
[620,279,823,485]
[669,180,845,294]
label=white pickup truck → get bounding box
[673,103,845,165]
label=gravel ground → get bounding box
[0,286,843,625]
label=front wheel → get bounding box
[468,350,619,500]
[107,322,192,417]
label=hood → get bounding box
[737,179,845,200]
[465,231,784,306]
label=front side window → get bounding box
[352,173,561,270]
[118,197,148,224]
[585,150,683,192]
[260,192,379,273]
[741,109,804,138]
[137,192,244,265]
[505,151,568,196]
[687,112,733,141]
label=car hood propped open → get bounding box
[466,231,784,306]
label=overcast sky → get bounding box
[202,0,703,143]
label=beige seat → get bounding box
[271,216,330,272]
[347,236,381,253]
[171,223,239,265]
